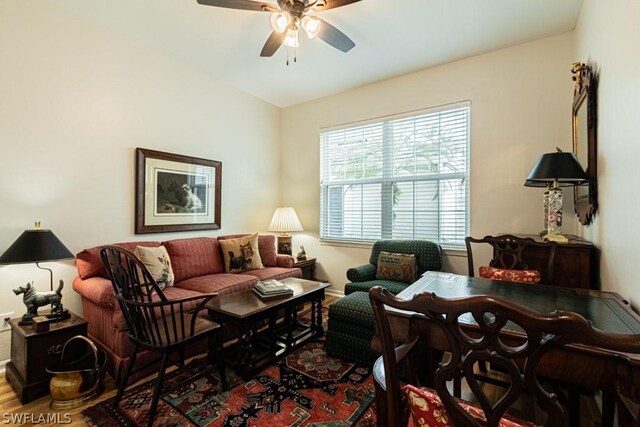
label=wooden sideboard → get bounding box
[515,234,598,290]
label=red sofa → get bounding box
[72,234,301,382]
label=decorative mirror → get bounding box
[571,62,598,225]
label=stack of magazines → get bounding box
[253,280,293,300]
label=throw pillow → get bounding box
[402,384,533,427]
[479,266,541,284]
[134,245,175,289]
[219,233,264,273]
[376,251,417,284]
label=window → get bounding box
[320,102,470,246]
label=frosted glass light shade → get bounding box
[270,11,291,33]
[283,28,299,47]
[268,207,303,234]
[302,15,321,39]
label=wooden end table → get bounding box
[5,312,88,404]
[206,277,329,380]
[293,257,317,280]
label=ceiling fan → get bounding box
[196,0,361,58]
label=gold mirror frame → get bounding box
[571,63,598,225]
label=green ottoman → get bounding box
[326,291,376,364]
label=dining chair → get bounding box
[100,245,227,427]
[616,381,640,426]
[369,285,640,427]
[465,234,558,285]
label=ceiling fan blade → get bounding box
[260,30,286,57]
[312,0,361,11]
[196,0,273,12]
[316,18,355,52]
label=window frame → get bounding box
[319,101,471,247]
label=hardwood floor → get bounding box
[0,370,119,426]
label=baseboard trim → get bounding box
[325,289,345,298]
[0,358,8,374]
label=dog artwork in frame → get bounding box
[135,148,222,234]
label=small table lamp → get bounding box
[525,150,588,242]
[268,207,303,255]
[0,222,74,325]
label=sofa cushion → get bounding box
[242,267,302,281]
[174,273,257,295]
[134,245,175,289]
[218,234,278,267]
[219,233,264,273]
[76,241,161,280]
[163,237,223,283]
[112,286,206,331]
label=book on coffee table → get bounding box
[253,280,293,300]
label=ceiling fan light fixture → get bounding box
[283,28,299,47]
[270,11,291,33]
[301,15,321,39]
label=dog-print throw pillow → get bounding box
[219,233,264,273]
[134,245,175,290]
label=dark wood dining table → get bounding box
[389,271,640,426]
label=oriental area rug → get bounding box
[82,310,377,427]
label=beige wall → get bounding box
[0,2,281,363]
[281,33,576,293]
[574,1,640,304]
[4,1,627,369]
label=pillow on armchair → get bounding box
[376,252,417,283]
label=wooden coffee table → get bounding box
[206,277,330,380]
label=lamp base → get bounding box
[276,235,292,255]
[18,309,70,326]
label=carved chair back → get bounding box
[465,235,558,284]
[369,286,640,427]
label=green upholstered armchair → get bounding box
[344,240,442,295]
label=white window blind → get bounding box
[320,102,470,246]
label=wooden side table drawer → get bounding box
[6,312,88,404]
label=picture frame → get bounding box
[135,148,221,234]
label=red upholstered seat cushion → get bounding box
[163,237,224,282]
[403,384,535,427]
[479,266,541,284]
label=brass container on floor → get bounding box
[46,335,106,409]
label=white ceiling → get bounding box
[50,0,583,107]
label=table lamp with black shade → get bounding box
[525,149,588,243]
[0,222,74,325]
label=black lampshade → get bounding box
[524,152,588,186]
[0,229,74,264]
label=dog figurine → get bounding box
[13,280,65,324]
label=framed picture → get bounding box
[135,148,221,234]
